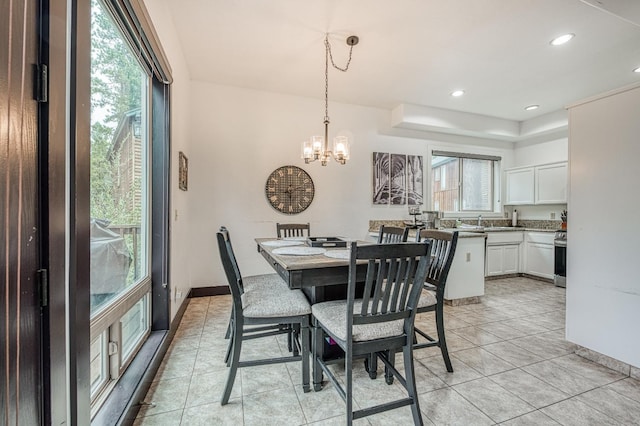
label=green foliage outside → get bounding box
[90,0,144,226]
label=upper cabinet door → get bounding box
[505,167,535,204]
[535,162,568,204]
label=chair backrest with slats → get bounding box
[216,227,245,309]
[276,223,310,238]
[346,241,431,336]
[415,229,459,290]
[377,225,409,244]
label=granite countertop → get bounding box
[369,219,561,233]
[368,229,487,239]
[441,227,556,234]
[480,227,555,233]
[435,229,487,238]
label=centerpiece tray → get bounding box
[307,237,348,248]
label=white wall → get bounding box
[567,84,640,368]
[187,81,514,288]
[143,0,192,319]
[513,137,568,166]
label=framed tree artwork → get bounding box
[372,152,423,206]
[178,151,188,191]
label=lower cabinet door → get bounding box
[503,245,520,274]
[486,246,505,276]
[485,244,520,276]
[525,242,554,279]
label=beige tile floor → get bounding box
[135,277,640,425]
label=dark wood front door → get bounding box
[1,0,43,423]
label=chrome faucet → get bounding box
[477,215,483,226]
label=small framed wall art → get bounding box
[178,151,188,191]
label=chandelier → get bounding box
[302,34,359,166]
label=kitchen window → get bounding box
[431,151,500,213]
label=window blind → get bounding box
[432,150,501,162]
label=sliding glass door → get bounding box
[88,0,151,408]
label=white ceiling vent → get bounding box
[580,0,640,27]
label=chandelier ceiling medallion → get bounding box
[302,33,359,166]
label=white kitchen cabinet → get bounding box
[485,231,523,277]
[524,232,554,279]
[535,162,568,204]
[504,161,567,205]
[486,244,520,276]
[505,167,534,205]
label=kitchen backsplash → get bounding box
[369,219,562,231]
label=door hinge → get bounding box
[37,269,48,307]
[108,341,119,356]
[33,64,48,103]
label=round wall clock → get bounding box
[265,165,315,214]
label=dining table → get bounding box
[256,237,382,388]
[255,237,372,304]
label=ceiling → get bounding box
[165,0,640,128]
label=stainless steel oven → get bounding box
[554,230,566,287]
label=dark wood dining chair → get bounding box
[216,228,312,404]
[276,222,310,238]
[414,229,459,372]
[377,225,409,243]
[363,224,410,379]
[218,227,291,340]
[312,241,431,425]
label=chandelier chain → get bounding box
[325,38,329,120]
[324,34,355,120]
[325,35,355,73]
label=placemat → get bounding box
[282,237,307,241]
[272,246,327,256]
[261,240,305,247]
[323,249,350,260]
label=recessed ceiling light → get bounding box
[525,105,539,111]
[451,90,465,97]
[550,33,574,46]
[634,67,640,73]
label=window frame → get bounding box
[89,0,154,408]
[45,0,172,423]
[430,150,502,217]
[86,0,172,417]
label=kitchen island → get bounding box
[367,228,486,305]
[439,231,486,305]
